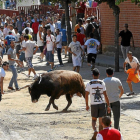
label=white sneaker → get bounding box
[126,92,135,96]
[34,74,38,80]
[27,75,30,78]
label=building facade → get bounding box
[99,0,140,57]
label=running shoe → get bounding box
[33,74,38,80]
[126,92,135,96]
[60,64,64,67]
[46,62,50,66]
[53,66,57,70]
[16,88,20,91]
[48,69,53,72]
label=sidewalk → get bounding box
[96,54,124,69]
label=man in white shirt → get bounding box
[23,35,38,79]
[9,24,15,36]
[0,61,9,101]
[104,67,124,130]
[96,116,123,140]
[55,29,63,66]
[14,27,21,59]
[44,29,55,71]
[3,23,9,38]
[22,23,33,35]
[85,68,111,140]
[68,35,84,73]
[85,33,100,72]
[49,20,55,35]
[123,51,139,96]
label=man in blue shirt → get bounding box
[60,28,67,58]
[4,31,16,52]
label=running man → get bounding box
[23,35,38,79]
[85,68,111,140]
[68,35,84,73]
[85,33,100,72]
[123,51,139,96]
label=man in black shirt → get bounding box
[119,23,134,59]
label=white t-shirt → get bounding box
[24,40,37,58]
[85,79,106,105]
[125,56,139,69]
[11,29,15,36]
[15,33,20,46]
[22,27,33,34]
[68,41,82,55]
[46,35,55,51]
[80,26,85,34]
[3,28,10,37]
[0,68,6,82]
[50,24,55,34]
[37,31,44,46]
[21,40,26,53]
[56,34,62,48]
[85,38,100,54]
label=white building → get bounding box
[16,0,40,9]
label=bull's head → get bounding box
[28,84,41,103]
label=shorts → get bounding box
[16,45,21,54]
[39,46,44,53]
[0,88,1,101]
[62,41,67,46]
[26,57,33,68]
[46,51,54,62]
[91,103,106,118]
[19,52,26,62]
[87,53,97,63]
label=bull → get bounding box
[28,70,85,111]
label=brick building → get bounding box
[99,0,140,57]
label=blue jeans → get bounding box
[9,65,19,88]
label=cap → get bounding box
[86,18,90,21]
[127,51,132,54]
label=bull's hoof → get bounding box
[45,107,50,111]
[62,109,68,112]
[53,105,58,110]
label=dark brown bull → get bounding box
[28,70,85,111]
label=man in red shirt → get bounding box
[76,28,86,50]
[96,116,123,140]
[76,28,86,66]
[73,2,86,23]
[32,17,39,42]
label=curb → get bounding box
[95,62,124,69]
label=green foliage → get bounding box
[95,0,140,5]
